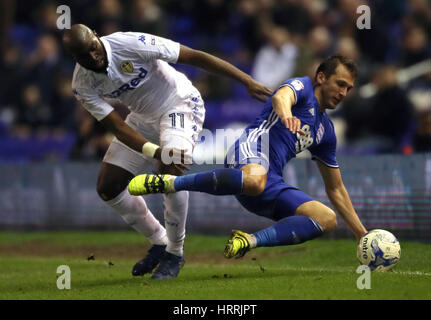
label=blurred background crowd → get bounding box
[0,0,430,162]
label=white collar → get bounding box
[100,37,112,75]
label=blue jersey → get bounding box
[225,76,339,219]
[230,76,338,175]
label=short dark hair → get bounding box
[315,55,357,80]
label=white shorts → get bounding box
[103,92,205,176]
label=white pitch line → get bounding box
[391,270,431,277]
[189,263,431,276]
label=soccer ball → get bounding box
[357,229,401,271]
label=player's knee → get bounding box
[321,209,337,232]
[97,180,115,201]
[240,164,267,196]
[243,174,267,196]
[96,176,127,201]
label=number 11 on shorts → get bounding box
[169,113,185,128]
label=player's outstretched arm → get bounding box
[101,111,189,172]
[272,86,305,135]
[316,161,367,240]
[177,45,272,102]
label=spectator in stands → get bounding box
[335,36,370,85]
[413,110,431,152]
[92,0,125,32]
[37,1,64,35]
[405,0,431,36]
[129,0,168,36]
[251,26,298,90]
[69,105,111,160]
[234,0,267,54]
[1,0,431,160]
[0,45,23,108]
[51,74,77,132]
[25,33,63,106]
[366,66,416,153]
[271,0,313,37]
[400,25,431,67]
[14,84,52,135]
[294,26,333,77]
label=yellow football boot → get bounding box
[128,174,175,195]
[224,230,252,259]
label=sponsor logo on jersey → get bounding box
[316,123,325,144]
[138,35,146,44]
[151,36,156,45]
[291,79,304,91]
[120,60,134,73]
[295,124,313,153]
[104,67,148,98]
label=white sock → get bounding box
[106,188,167,246]
[163,191,189,256]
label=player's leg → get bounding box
[246,200,336,248]
[150,136,191,280]
[150,158,188,280]
[128,126,269,198]
[224,187,337,258]
[97,162,167,245]
[150,94,203,280]
[294,200,338,232]
[128,163,267,197]
[98,139,167,275]
[173,162,266,196]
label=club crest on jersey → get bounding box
[120,60,134,73]
[291,80,304,91]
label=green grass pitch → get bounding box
[0,231,430,300]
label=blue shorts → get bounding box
[225,133,313,221]
[225,131,271,172]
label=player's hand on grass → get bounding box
[245,78,273,102]
[281,116,306,136]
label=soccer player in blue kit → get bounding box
[128,55,368,259]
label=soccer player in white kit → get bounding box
[62,24,271,279]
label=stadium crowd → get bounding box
[0,0,430,161]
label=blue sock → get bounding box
[253,216,324,247]
[173,168,243,195]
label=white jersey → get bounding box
[72,32,197,121]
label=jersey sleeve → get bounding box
[132,32,180,63]
[278,77,310,106]
[308,124,339,168]
[72,66,114,121]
